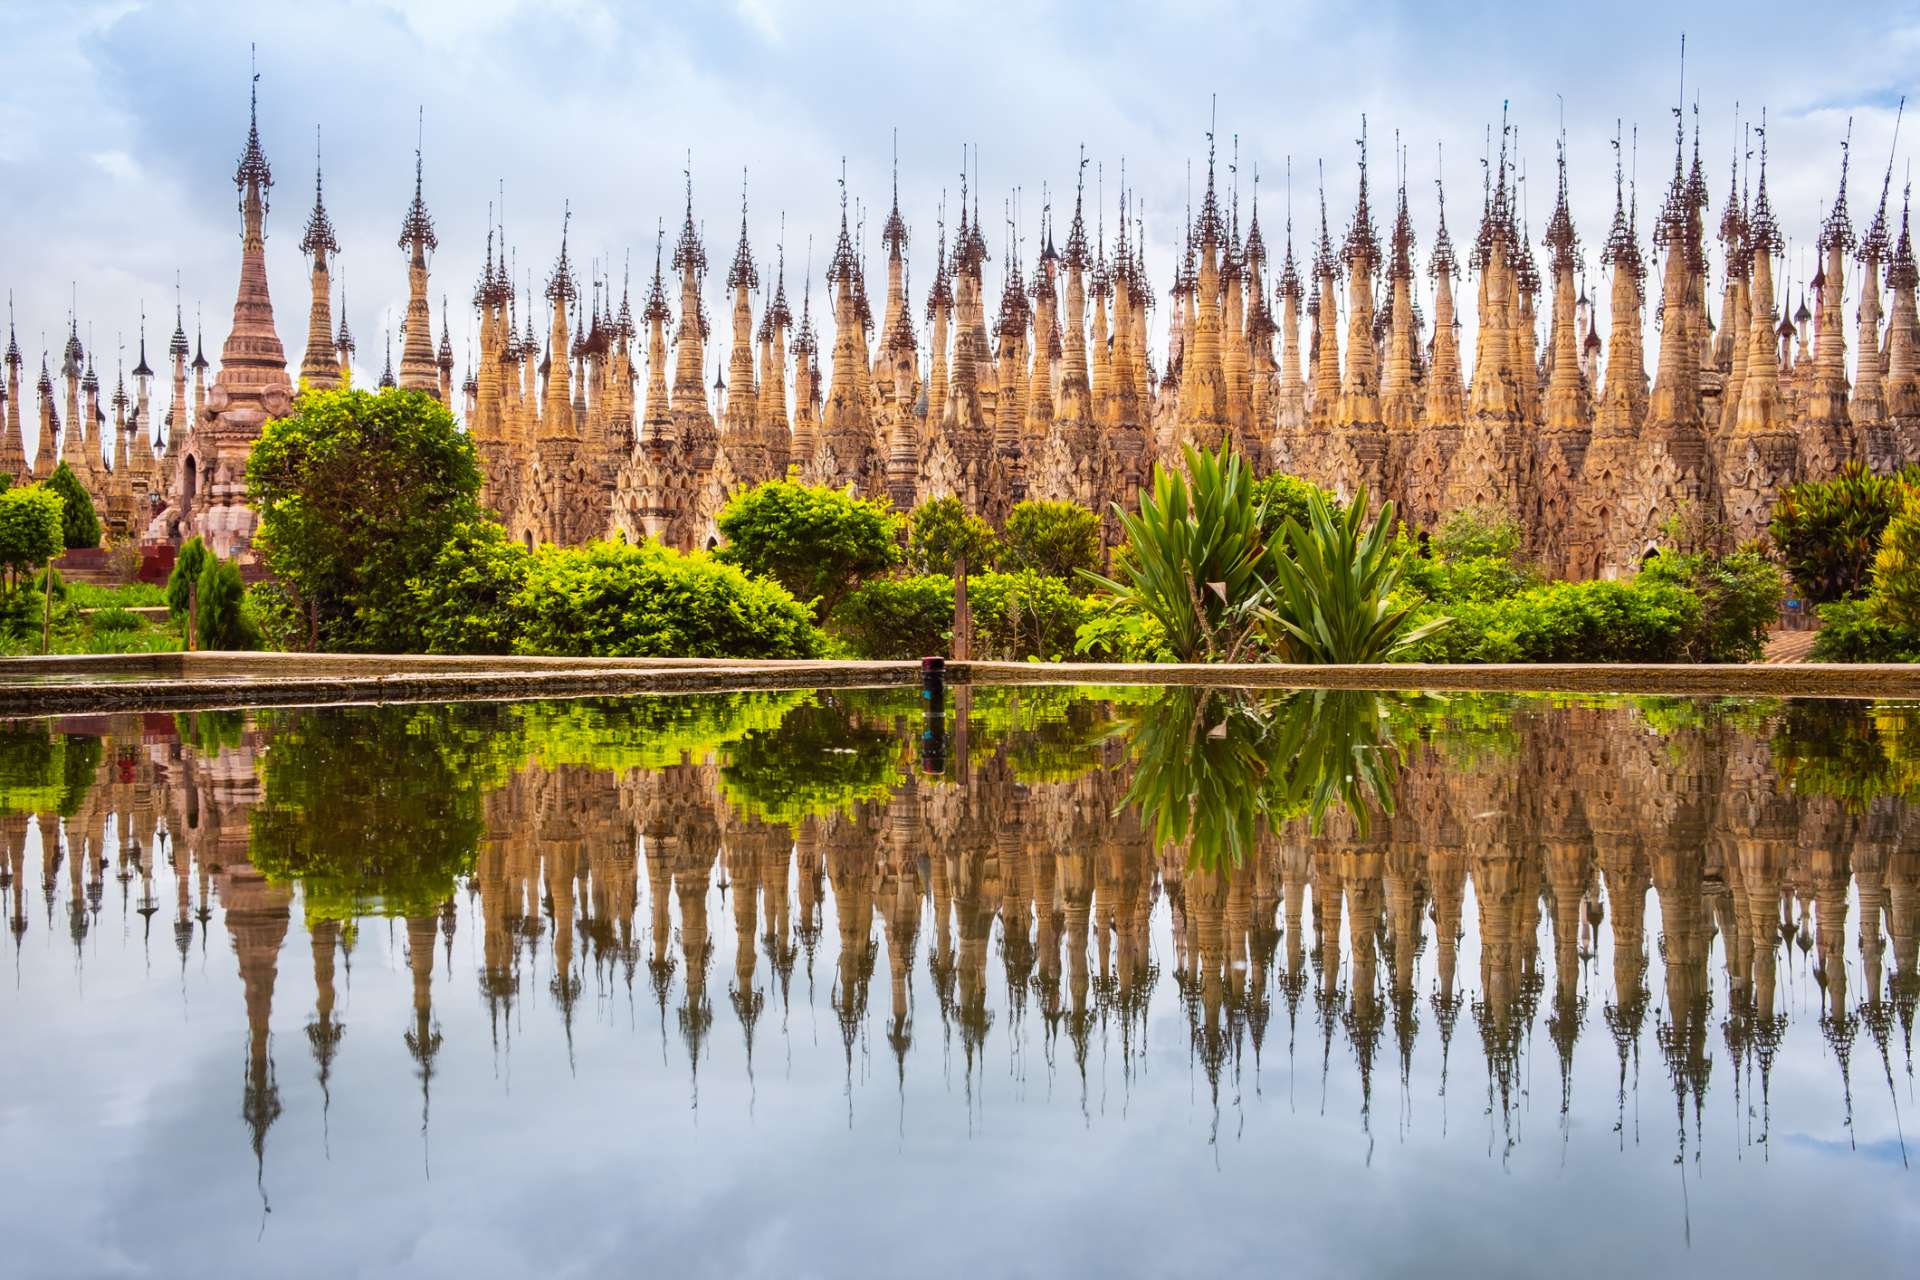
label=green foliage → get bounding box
[250,706,505,919]
[1771,701,1920,810]
[512,539,825,659]
[1426,553,1535,603]
[244,579,309,652]
[1264,485,1449,663]
[1810,597,1920,662]
[1406,576,1700,663]
[1073,596,1175,662]
[714,479,902,619]
[514,693,802,772]
[1870,490,1920,630]
[195,556,259,650]
[830,574,953,659]
[44,462,100,550]
[968,570,1089,660]
[1431,503,1523,562]
[67,581,165,609]
[998,499,1102,581]
[0,483,66,582]
[405,519,532,655]
[1249,473,1340,547]
[1639,545,1783,662]
[719,696,901,825]
[1087,442,1271,662]
[246,386,484,651]
[1769,462,1908,605]
[906,496,997,576]
[0,725,99,817]
[166,537,211,618]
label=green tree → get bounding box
[999,499,1102,581]
[165,535,212,647]
[0,484,65,589]
[404,519,532,654]
[44,462,100,550]
[1249,473,1341,548]
[830,575,954,658]
[513,540,825,659]
[1639,544,1782,662]
[245,386,484,651]
[714,479,901,619]
[906,496,997,576]
[1769,462,1908,605]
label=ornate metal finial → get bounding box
[235,44,272,210]
[131,302,152,379]
[1748,110,1782,256]
[378,328,395,388]
[1427,143,1458,282]
[1889,177,1917,291]
[1196,97,1225,246]
[1820,116,1858,257]
[1544,127,1579,273]
[673,152,706,276]
[301,125,339,260]
[881,128,909,258]
[398,109,438,255]
[1601,121,1645,287]
[760,211,792,341]
[727,168,759,292]
[546,202,577,304]
[643,220,671,325]
[1860,96,1904,263]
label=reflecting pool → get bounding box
[1,687,1916,1276]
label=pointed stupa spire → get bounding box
[546,203,578,304]
[131,305,153,379]
[1861,98,1904,264]
[1430,148,1459,281]
[882,129,909,258]
[1390,145,1416,282]
[1602,122,1646,287]
[378,330,395,388]
[1279,157,1304,301]
[643,223,671,326]
[1747,112,1782,257]
[673,158,707,277]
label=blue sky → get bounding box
[1,0,1915,435]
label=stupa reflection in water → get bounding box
[0,688,1914,1275]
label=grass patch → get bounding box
[68,581,167,609]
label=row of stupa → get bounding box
[5,77,1918,573]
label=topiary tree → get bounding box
[0,484,65,591]
[1769,462,1910,605]
[194,556,260,651]
[906,496,998,576]
[246,386,484,651]
[44,462,100,550]
[166,536,212,650]
[714,479,901,619]
[999,499,1102,581]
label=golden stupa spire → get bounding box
[298,126,341,390]
[397,109,440,396]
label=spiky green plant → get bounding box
[1263,485,1449,663]
[1083,443,1270,662]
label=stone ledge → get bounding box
[0,652,1915,715]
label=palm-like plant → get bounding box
[1083,443,1270,662]
[1264,484,1448,663]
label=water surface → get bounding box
[2,688,1916,1277]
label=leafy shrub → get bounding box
[68,581,165,609]
[245,580,309,652]
[1263,485,1448,663]
[1871,491,1920,630]
[968,570,1088,661]
[406,519,532,655]
[715,480,901,619]
[1640,545,1783,662]
[1073,597,1174,662]
[1250,473,1341,547]
[1811,598,1920,662]
[513,540,824,659]
[999,499,1101,581]
[906,497,997,576]
[1406,577,1699,663]
[44,462,100,550]
[87,606,144,634]
[1426,553,1535,603]
[1087,443,1270,662]
[1769,462,1909,605]
[830,575,953,659]
[1431,504,1523,562]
